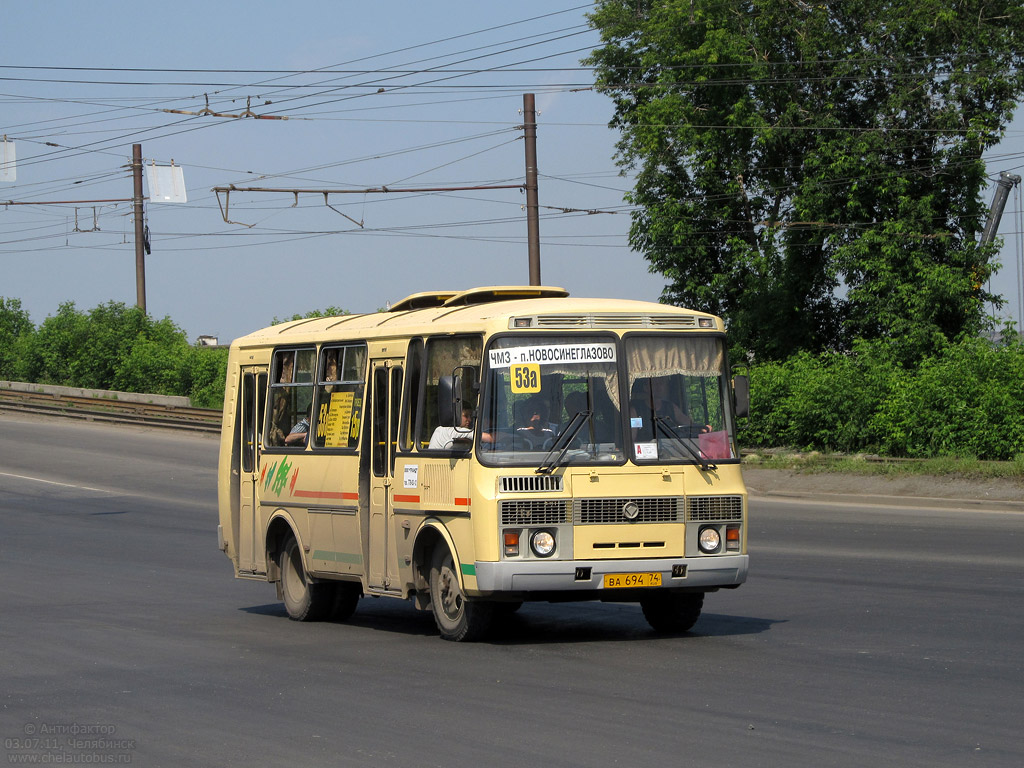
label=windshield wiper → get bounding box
[654,416,716,471]
[536,410,592,475]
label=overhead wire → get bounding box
[2,4,1020,269]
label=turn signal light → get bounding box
[726,526,740,551]
[504,531,520,557]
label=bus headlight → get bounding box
[698,526,721,554]
[530,530,556,558]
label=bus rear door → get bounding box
[367,358,404,592]
[238,366,267,574]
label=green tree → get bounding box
[0,297,227,407]
[25,301,92,386]
[587,0,1024,362]
[0,297,34,380]
[181,346,229,409]
[271,306,351,325]
[26,301,193,391]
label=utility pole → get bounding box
[979,171,1022,331]
[132,143,146,313]
[980,171,1021,245]
[523,93,541,286]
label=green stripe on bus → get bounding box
[461,563,476,576]
[312,550,364,565]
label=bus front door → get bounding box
[238,367,267,574]
[367,359,403,592]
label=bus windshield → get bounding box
[479,333,738,468]
[480,334,625,466]
[625,335,738,465]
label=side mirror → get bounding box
[732,374,750,418]
[438,375,457,427]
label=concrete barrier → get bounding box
[0,380,192,408]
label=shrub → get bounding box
[740,340,898,453]
[872,336,1024,460]
[741,336,1024,460]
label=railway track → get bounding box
[0,387,222,434]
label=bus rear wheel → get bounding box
[280,535,333,621]
[429,546,493,642]
[640,591,704,634]
[332,581,361,621]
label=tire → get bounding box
[429,546,493,642]
[640,591,704,634]
[279,535,333,622]
[331,581,362,622]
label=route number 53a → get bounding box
[511,363,541,393]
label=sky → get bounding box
[2,1,1022,345]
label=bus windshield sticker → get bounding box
[510,363,542,393]
[488,343,616,369]
[634,442,658,460]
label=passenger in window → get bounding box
[284,407,312,447]
[323,351,339,392]
[278,353,294,384]
[268,352,296,445]
[428,408,474,450]
[649,377,690,425]
[517,397,555,447]
[269,394,290,446]
[645,377,710,435]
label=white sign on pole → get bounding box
[145,162,187,203]
[0,139,15,183]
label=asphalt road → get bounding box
[1,414,1021,767]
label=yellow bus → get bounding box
[217,286,750,641]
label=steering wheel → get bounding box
[491,431,534,451]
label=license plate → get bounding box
[603,572,662,589]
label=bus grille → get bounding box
[686,495,744,521]
[574,497,682,524]
[500,499,569,525]
[499,475,564,493]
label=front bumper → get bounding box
[473,554,748,594]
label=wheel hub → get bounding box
[439,564,463,620]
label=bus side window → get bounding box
[403,339,423,451]
[417,335,482,451]
[267,348,315,448]
[241,373,255,472]
[390,367,403,471]
[313,344,366,450]
[372,367,388,475]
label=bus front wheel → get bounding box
[640,591,704,634]
[332,581,361,621]
[429,546,493,642]
[280,535,333,621]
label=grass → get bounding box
[741,450,1024,482]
